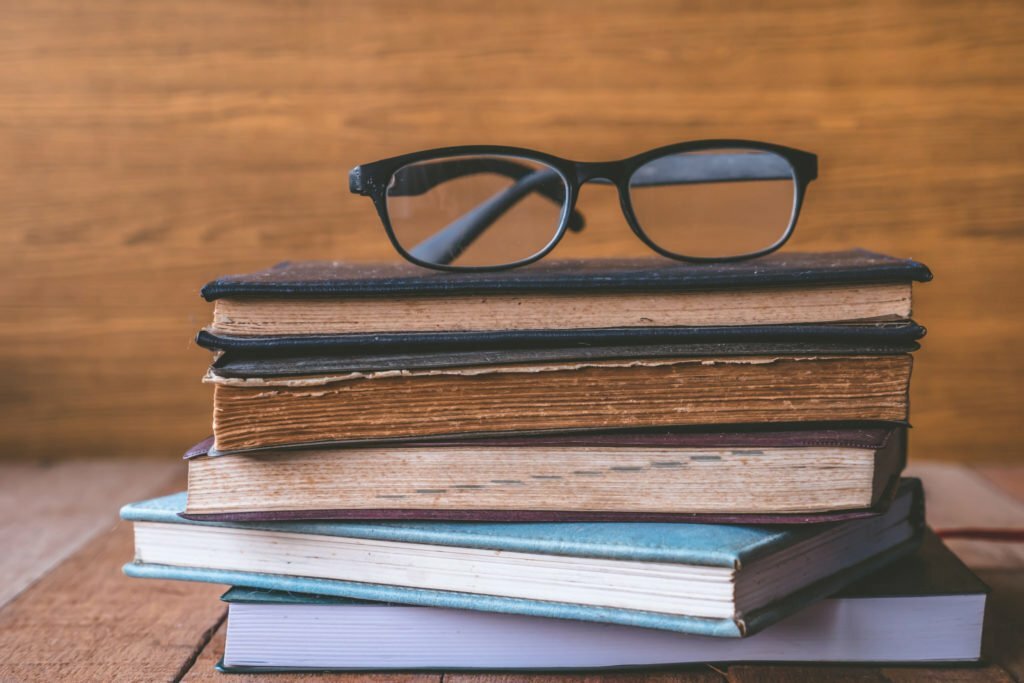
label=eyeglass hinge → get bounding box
[348,166,368,195]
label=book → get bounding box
[199,250,931,336]
[217,531,985,670]
[203,322,924,378]
[183,425,906,521]
[199,320,926,351]
[208,354,912,453]
[197,320,927,362]
[120,479,924,638]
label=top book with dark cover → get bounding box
[200,250,931,336]
[202,250,932,299]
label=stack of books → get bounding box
[122,249,989,672]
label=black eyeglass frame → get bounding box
[350,140,818,272]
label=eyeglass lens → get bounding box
[383,148,797,268]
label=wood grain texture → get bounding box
[906,462,1024,530]
[726,669,887,683]
[0,459,178,608]
[881,670,1014,683]
[727,666,1014,682]
[0,0,1022,461]
[978,569,1024,682]
[906,462,1024,569]
[444,673,724,683]
[0,473,228,682]
[976,466,1024,504]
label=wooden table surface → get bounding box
[1,461,1022,682]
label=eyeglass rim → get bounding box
[349,140,818,272]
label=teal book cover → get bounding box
[122,481,923,638]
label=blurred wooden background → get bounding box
[1,0,1021,461]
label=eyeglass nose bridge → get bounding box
[573,161,629,186]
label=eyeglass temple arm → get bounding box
[409,152,795,266]
[409,168,563,265]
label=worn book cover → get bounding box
[202,250,931,299]
[183,425,906,523]
[203,322,925,377]
[121,480,924,638]
[213,531,985,670]
[208,354,913,453]
[200,250,931,336]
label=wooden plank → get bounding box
[0,0,1023,462]
[907,463,1024,530]
[975,466,1024,505]
[978,569,1024,683]
[445,672,723,683]
[906,462,1024,569]
[181,622,440,682]
[940,540,1024,571]
[881,668,1015,682]
[726,667,883,682]
[727,665,1013,682]
[0,459,179,608]
[0,473,227,682]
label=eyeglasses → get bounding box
[349,140,818,272]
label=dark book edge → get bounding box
[202,421,913,457]
[209,341,921,378]
[195,322,928,354]
[835,529,989,598]
[738,480,926,635]
[184,423,905,459]
[871,428,907,507]
[201,250,933,301]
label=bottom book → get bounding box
[219,531,985,671]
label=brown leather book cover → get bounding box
[208,355,912,452]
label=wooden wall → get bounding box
[1,0,1021,461]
